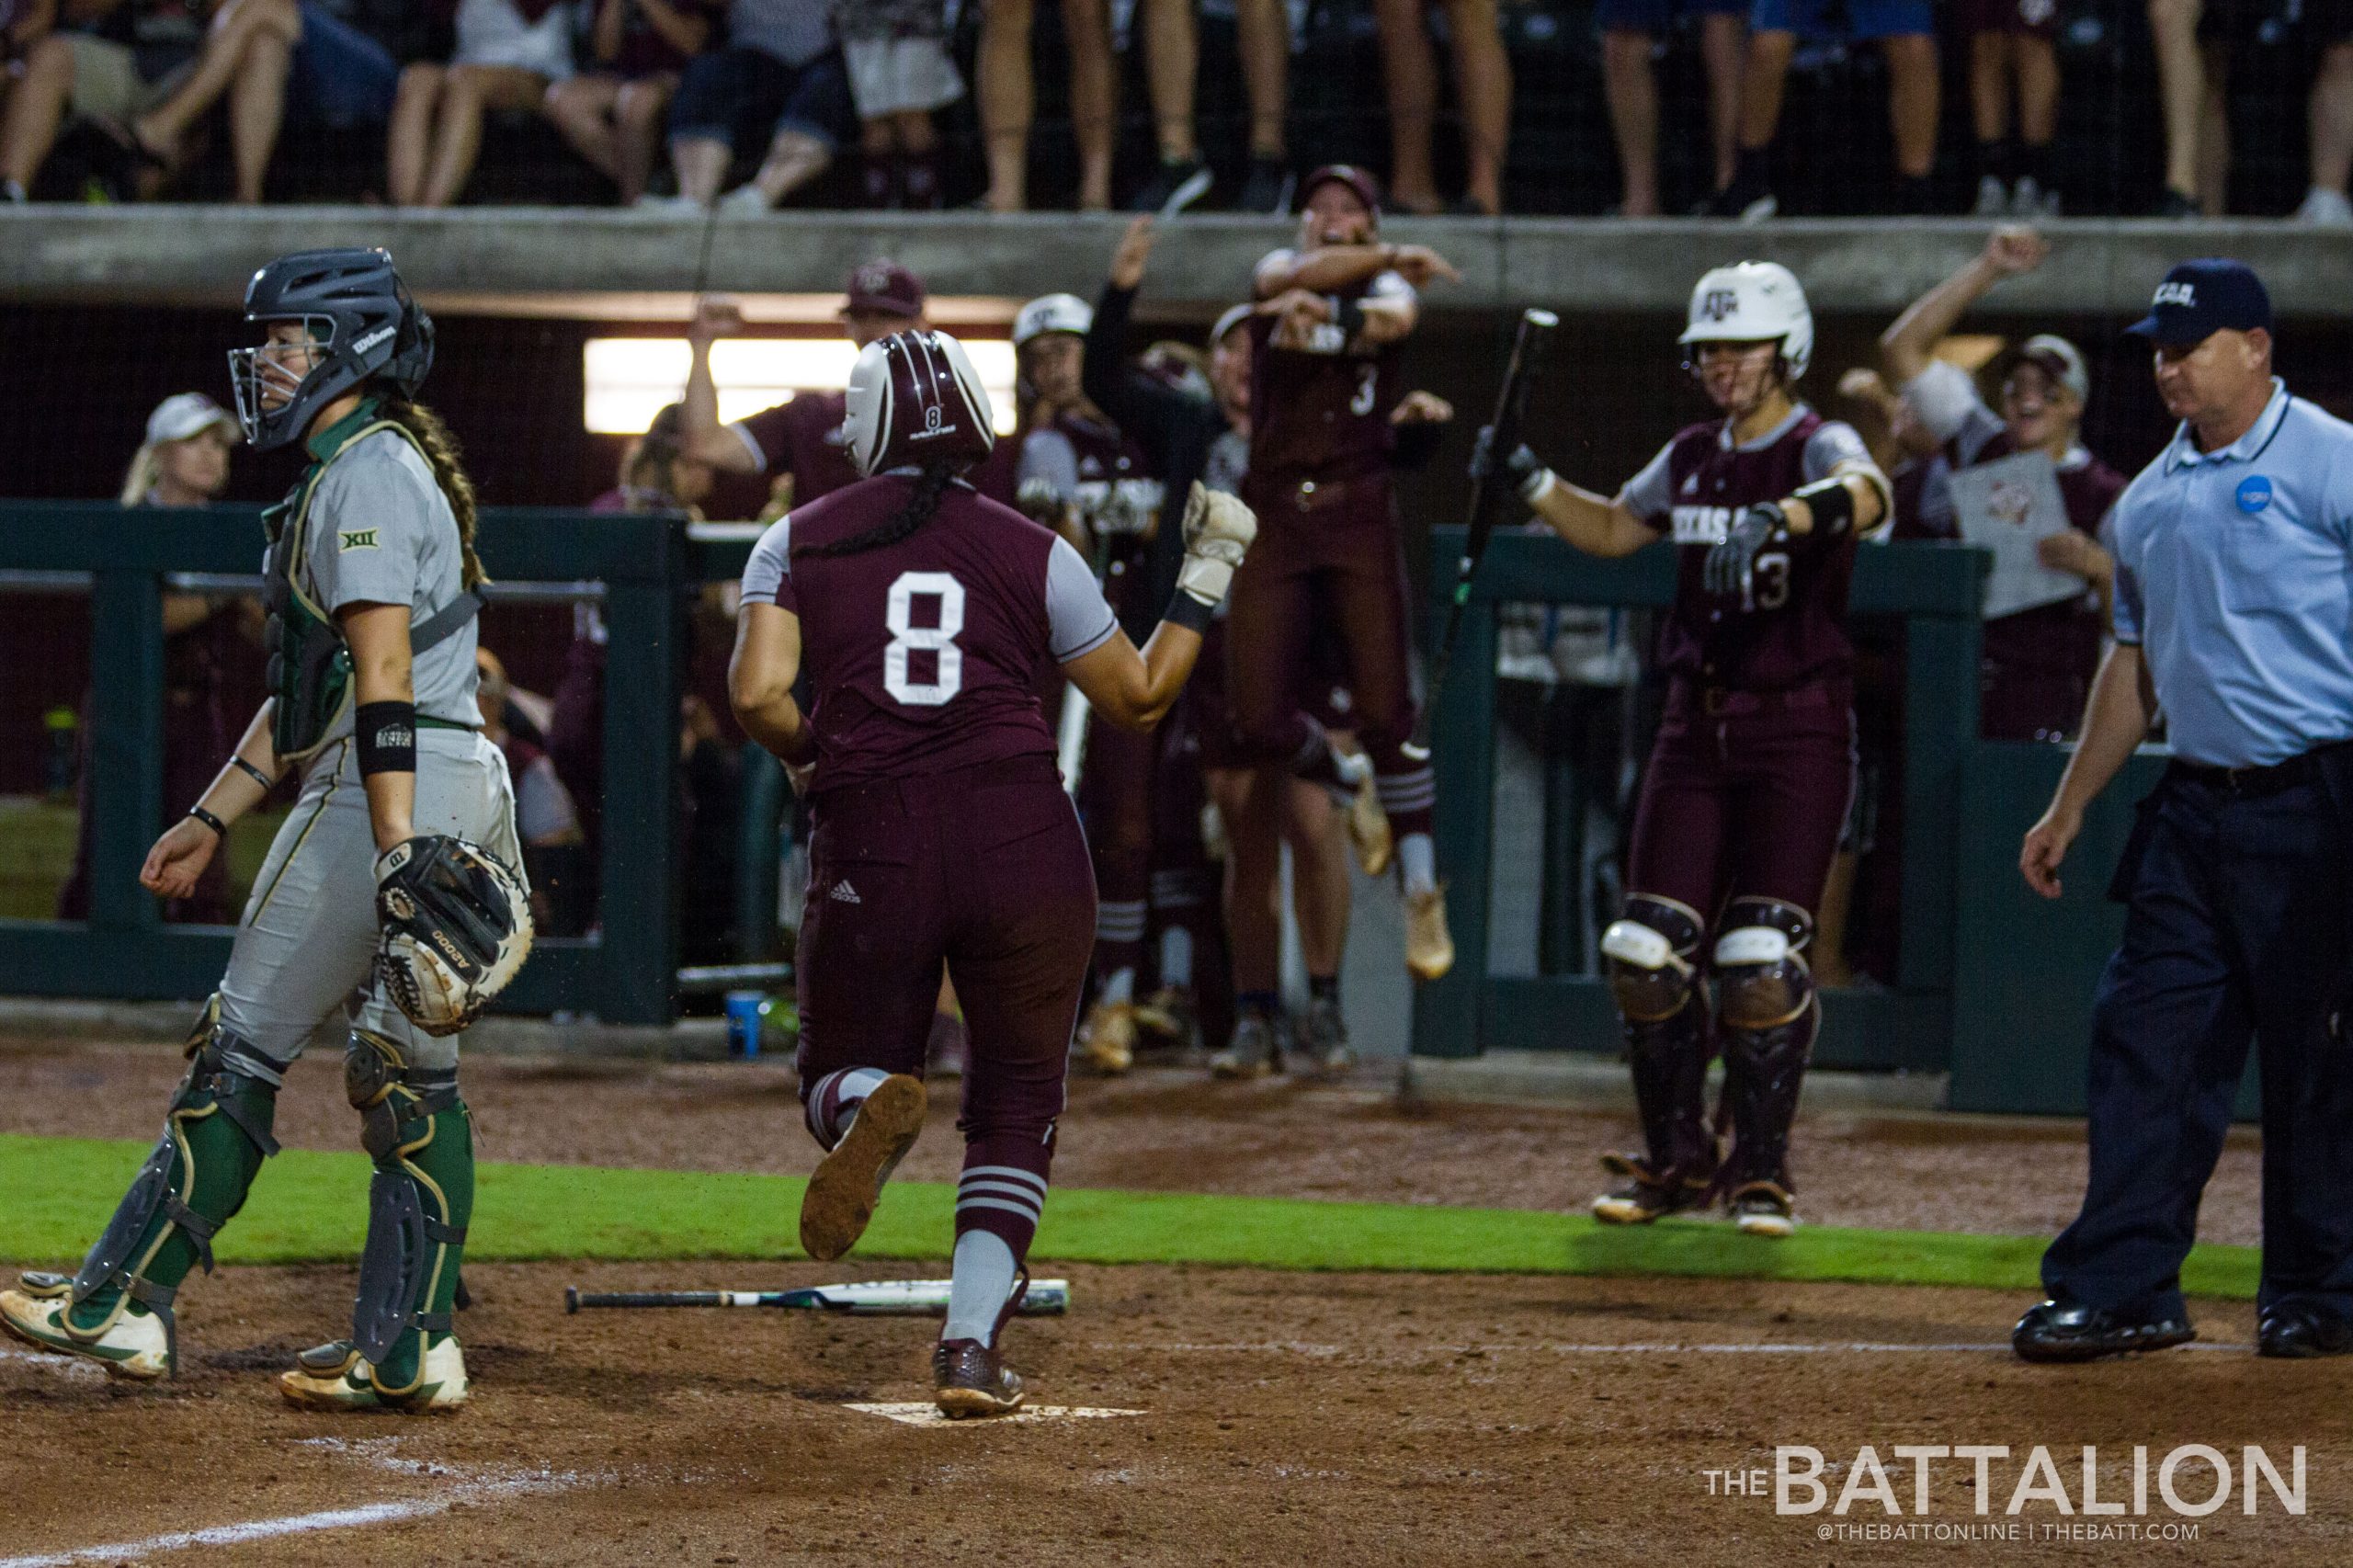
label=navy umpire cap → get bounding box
[2125,258,2272,346]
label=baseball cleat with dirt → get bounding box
[1,1281,172,1381]
[800,1073,928,1262]
[278,1335,469,1413]
[1590,1153,1712,1226]
[1727,1180,1797,1238]
[933,1337,1026,1418]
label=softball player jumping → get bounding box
[729,329,1255,1416]
[1479,262,1890,1238]
[2,248,530,1411]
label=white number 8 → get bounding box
[884,571,965,706]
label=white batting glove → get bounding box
[1176,481,1256,607]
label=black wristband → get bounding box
[355,700,417,778]
[1165,590,1217,635]
[1790,476,1858,538]
[188,805,228,839]
[231,756,277,791]
[1334,297,1367,341]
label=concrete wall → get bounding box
[12,208,2353,318]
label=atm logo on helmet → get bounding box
[1699,290,1741,323]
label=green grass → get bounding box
[0,1132,2264,1299]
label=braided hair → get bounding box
[793,463,961,560]
[379,392,488,587]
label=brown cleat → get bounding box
[933,1337,1026,1418]
[1404,884,1455,982]
[1728,1179,1797,1239]
[800,1074,927,1262]
[1074,999,1136,1075]
[1590,1153,1711,1226]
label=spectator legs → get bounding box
[1882,33,1938,188]
[748,128,831,206]
[0,35,75,199]
[1698,12,1744,200]
[978,0,1034,210]
[612,81,676,206]
[1441,0,1510,213]
[895,109,941,208]
[1968,31,2014,202]
[1601,30,1663,216]
[387,63,446,207]
[546,76,628,190]
[1374,0,1444,213]
[2149,0,2205,210]
[1063,0,1117,210]
[133,0,302,203]
[2308,44,2353,216]
[418,65,549,208]
[2196,43,2229,215]
[1140,0,1199,166]
[1234,0,1290,164]
[671,136,731,206]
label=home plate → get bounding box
[843,1403,1144,1427]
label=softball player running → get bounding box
[1479,262,1889,1238]
[729,329,1255,1417]
[1011,290,1171,1075]
[1,249,530,1411]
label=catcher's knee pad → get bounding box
[69,997,280,1362]
[1713,898,1815,1031]
[346,1029,470,1365]
[1601,895,1704,1023]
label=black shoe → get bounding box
[2012,1300,2196,1363]
[1699,176,1775,222]
[1239,156,1294,216]
[2155,187,2202,219]
[2256,1302,2353,1358]
[1130,158,1210,214]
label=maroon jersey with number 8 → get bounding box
[1616,405,1884,692]
[740,474,1119,793]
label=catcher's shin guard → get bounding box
[1713,898,1818,1190]
[1601,896,1715,1184]
[345,1030,472,1397]
[51,997,279,1372]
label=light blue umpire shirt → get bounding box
[2108,378,2353,768]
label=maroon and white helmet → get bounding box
[842,329,996,477]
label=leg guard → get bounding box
[1600,895,1716,1185]
[1714,898,1819,1189]
[346,1030,472,1387]
[65,996,278,1369]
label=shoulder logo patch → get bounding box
[339,528,380,551]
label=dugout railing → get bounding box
[0,501,750,1027]
[1415,528,1990,1074]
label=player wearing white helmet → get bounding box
[1472,259,1889,1241]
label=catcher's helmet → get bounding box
[229,247,434,451]
[842,330,996,477]
[1679,261,1813,381]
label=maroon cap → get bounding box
[1298,165,1382,222]
[842,260,926,318]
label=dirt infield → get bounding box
[4,1262,2347,1567]
[0,1036,2266,1244]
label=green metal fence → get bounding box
[1412,528,1991,1071]
[0,500,767,1027]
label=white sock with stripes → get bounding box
[943,1230,1019,1346]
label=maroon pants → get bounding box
[1625,682,1856,925]
[1079,711,1157,982]
[796,755,1096,1165]
[1228,477,1434,838]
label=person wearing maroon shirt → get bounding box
[1011,290,1173,1076]
[1231,164,1462,1032]
[728,329,1256,1417]
[1483,261,1890,1241]
[1880,225,2128,742]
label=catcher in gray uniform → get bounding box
[0,249,532,1413]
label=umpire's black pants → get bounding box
[2042,767,2353,1323]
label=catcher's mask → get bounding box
[230,247,434,452]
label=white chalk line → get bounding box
[0,1346,105,1381]
[844,1401,1145,1427]
[1083,1340,2254,1357]
[0,1438,607,1568]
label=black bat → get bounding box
[1415,307,1558,751]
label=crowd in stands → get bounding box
[4,0,2353,216]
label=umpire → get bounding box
[2014,259,2353,1363]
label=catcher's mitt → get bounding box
[374,835,534,1037]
